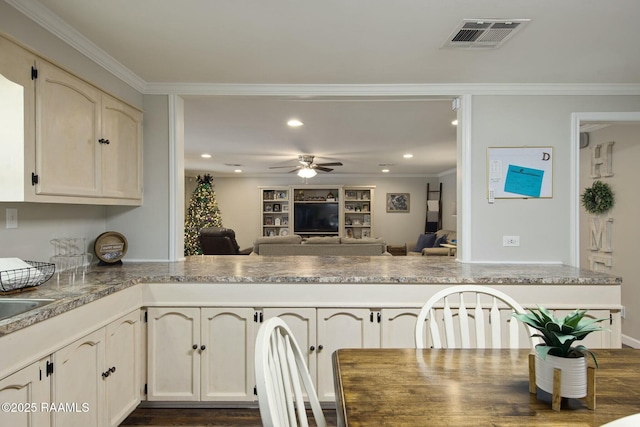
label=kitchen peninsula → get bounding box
[0,256,622,426]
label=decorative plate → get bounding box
[279,229,289,236]
[94,231,128,264]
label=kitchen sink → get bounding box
[0,298,55,321]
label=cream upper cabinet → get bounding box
[36,60,102,198]
[0,35,37,202]
[0,35,143,205]
[35,60,143,204]
[100,94,143,200]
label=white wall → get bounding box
[469,95,640,264]
[191,175,444,250]
[580,124,640,346]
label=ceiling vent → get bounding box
[442,19,530,49]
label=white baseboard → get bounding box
[622,334,640,348]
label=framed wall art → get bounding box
[386,193,410,212]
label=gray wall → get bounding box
[580,124,640,347]
[469,95,640,264]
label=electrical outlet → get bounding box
[6,208,18,229]
[503,236,520,246]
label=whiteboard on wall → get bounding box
[487,147,553,198]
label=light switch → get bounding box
[6,208,18,229]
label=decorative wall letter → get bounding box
[590,141,615,178]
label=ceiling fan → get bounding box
[269,155,343,177]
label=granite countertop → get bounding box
[0,256,621,336]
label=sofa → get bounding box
[252,235,389,256]
[407,229,457,256]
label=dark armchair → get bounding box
[198,227,253,255]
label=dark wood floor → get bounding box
[119,406,337,426]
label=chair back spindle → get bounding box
[415,285,535,349]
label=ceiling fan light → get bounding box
[297,167,317,178]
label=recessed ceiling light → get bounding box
[201,153,212,158]
[451,119,458,126]
[234,169,242,173]
[403,153,413,159]
[382,169,390,173]
[287,119,304,127]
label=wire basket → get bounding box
[0,261,55,292]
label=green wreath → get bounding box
[581,180,614,214]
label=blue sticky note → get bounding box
[504,165,544,197]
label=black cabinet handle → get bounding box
[110,366,116,373]
[318,345,324,351]
[102,371,110,378]
[192,344,198,350]
[200,345,206,351]
[377,312,381,323]
[98,138,110,145]
[310,345,315,352]
[370,312,374,322]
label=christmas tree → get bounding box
[184,174,223,256]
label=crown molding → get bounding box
[6,0,147,93]
[146,82,640,97]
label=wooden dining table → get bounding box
[332,348,640,427]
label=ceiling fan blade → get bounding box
[287,169,299,173]
[315,166,334,172]
[316,162,343,167]
[269,165,299,169]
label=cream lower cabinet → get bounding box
[104,310,142,427]
[316,308,380,400]
[0,357,51,427]
[262,308,317,384]
[262,307,420,402]
[147,307,257,402]
[51,310,141,427]
[52,328,105,427]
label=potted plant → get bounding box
[513,306,608,398]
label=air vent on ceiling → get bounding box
[442,19,530,49]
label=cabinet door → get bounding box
[105,310,141,427]
[0,36,37,202]
[101,94,142,200]
[380,308,421,348]
[0,358,51,427]
[52,328,105,427]
[263,308,317,385]
[147,307,200,401]
[200,308,256,401]
[36,60,101,197]
[316,308,378,400]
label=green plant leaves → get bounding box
[513,306,608,364]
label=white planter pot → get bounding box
[535,353,587,398]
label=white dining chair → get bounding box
[255,317,327,427]
[600,413,640,426]
[415,284,535,349]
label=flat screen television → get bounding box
[294,203,339,233]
